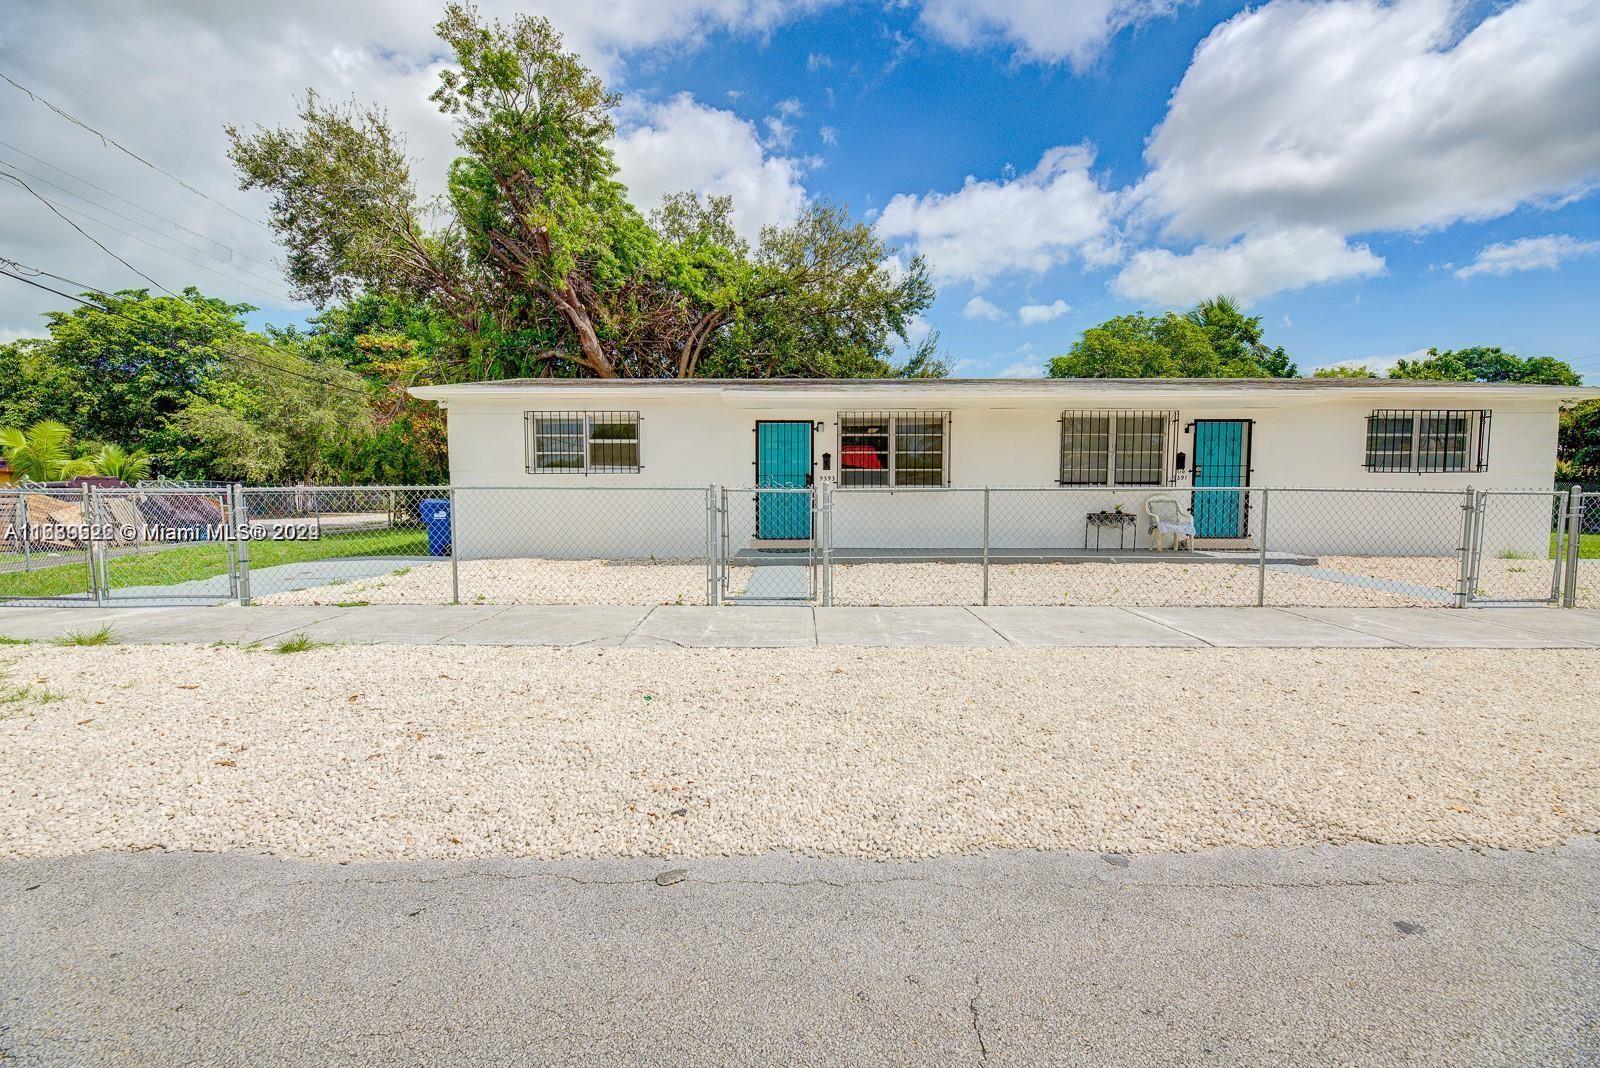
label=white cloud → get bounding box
[611,94,808,243]
[997,358,1044,378]
[1115,0,1600,305]
[806,52,833,71]
[875,144,1118,286]
[1309,348,1429,377]
[917,0,1190,69]
[1112,226,1385,306]
[963,296,1006,320]
[1017,298,1069,324]
[819,125,838,147]
[761,115,797,150]
[1455,234,1600,279]
[0,1,832,335]
[1132,0,1600,241]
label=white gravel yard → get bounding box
[3,644,1596,861]
[258,557,716,607]
[256,554,1506,608]
[829,560,1435,607]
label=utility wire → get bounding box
[0,169,175,296]
[0,71,270,232]
[0,256,371,399]
[0,172,293,303]
[0,148,288,289]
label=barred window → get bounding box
[1060,410,1175,486]
[837,411,949,487]
[525,411,641,474]
[1364,410,1490,473]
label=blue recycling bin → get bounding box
[420,497,452,556]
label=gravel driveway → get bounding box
[3,644,1596,862]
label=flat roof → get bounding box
[412,377,1599,402]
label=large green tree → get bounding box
[1388,346,1583,386]
[228,4,936,381]
[169,337,375,484]
[1047,296,1293,379]
[0,288,254,469]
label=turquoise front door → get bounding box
[1192,420,1251,538]
[756,421,813,539]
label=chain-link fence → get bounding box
[5,482,1595,610]
[0,487,99,605]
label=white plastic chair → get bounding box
[1144,494,1195,551]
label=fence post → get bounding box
[1456,485,1476,608]
[706,484,720,607]
[232,483,252,605]
[448,486,460,606]
[981,487,991,607]
[1564,486,1583,608]
[16,492,29,572]
[1256,487,1269,607]
[822,481,834,607]
[84,485,103,606]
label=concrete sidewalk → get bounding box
[2,602,1598,649]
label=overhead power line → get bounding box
[0,168,293,303]
[0,70,270,233]
[0,168,174,295]
[0,139,283,274]
[0,255,372,399]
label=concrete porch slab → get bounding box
[626,606,815,648]
[443,605,648,647]
[1285,607,1594,648]
[971,606,1206,647]
[293,604,509,645]
[813,606,1006,647]
[1129,607,1401,648]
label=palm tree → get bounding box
[91,443,153,482]
[0,421,95,482]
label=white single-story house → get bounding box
[410,378,1598,559]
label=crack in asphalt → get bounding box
[969,973,988,1059]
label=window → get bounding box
[837,411,949,487]
[525,411,641,474]
[1364,410,1490,473]
[1060,410,1175,486]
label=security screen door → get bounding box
[755,421,814,539]
[1192,420,1252,538]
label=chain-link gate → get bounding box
[1465,489,1568,606]
[718,485,819,603]
[0,486,100,605]
[89,485,240,604]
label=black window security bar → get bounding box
[837,411,950,488]
[525,411,642,474]
[1059,410,1177,486]
[1364,409,1490,473]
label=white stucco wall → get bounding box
[421,384,1573,559]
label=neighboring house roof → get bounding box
[412,377,1600,404]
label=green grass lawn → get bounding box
[1550,531,1600,559]
[0,526,428,601]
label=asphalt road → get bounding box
[2,843,1596,1065]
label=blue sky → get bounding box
[618,0,1600,378]
[3,0,1598,380]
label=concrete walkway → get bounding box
[2,602,1598,649]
